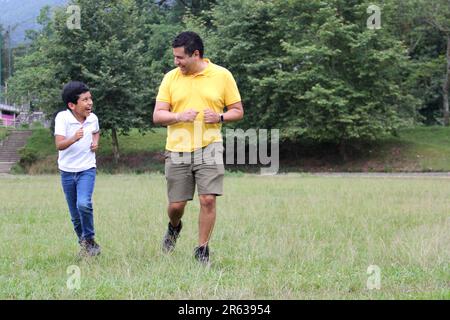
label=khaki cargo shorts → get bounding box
[164,142,225,203]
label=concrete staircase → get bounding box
[0,130,33,173]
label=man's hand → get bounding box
[73,128,84,142]
[177,109,199,122]
[203,109,220,124]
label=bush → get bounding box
[10,163,26,174]
[18,148,39,169]
[28,155,58,174]
[0,128,10,141]
[31,121,44,129]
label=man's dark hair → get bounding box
[172,31,204,58]
[62,81,90,106]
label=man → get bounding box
[55,81,101,257]
[153,31,244,264]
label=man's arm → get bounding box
[222,101,244,122]
[153,101,199,126]
[204,101,244,124]
[55,128,84,151]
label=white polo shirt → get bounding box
[54,110,100,172]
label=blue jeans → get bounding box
[60,168,97,241]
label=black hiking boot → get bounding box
[194,244,210,266]
[162,221,183,253]
[79,238,101,257]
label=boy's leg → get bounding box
[60,171,82,241]
[76,168,97,240]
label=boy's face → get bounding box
[69,91,93,120]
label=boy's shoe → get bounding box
[79,238,101,257]
[194,245,210,265]
[162,221,183,253]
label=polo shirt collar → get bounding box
[66,109,94,124]
[193,58,212,77]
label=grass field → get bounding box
[0,174,449,299]
[379,126,450,171]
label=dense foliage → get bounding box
[5,0,450,156]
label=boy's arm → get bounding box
[55,128,84,151]
[91,131,100,152]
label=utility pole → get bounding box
[7,25,12,79]
[0,30,3,88]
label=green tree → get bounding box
[201,0,419,157]
[419,0,450,126]
[6,6,63,120]
[192,0,278,129]
[55,0,152,161]
[8,0,179,161]
[274,0,418,148]
[156,0,216,22]
[0,24,4,86]
[384,0,449,125]
[0,24,4,88]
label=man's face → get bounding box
[173,47,200,75]
[69,91,93,120]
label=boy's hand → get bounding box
[90,142,99,152]
[73,128,84,142]
[204,109,220,124]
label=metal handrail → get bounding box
[0,118,21,128]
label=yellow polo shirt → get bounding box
[156,59,241,152]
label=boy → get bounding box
[54,81,101,257]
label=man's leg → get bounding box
[194,143,224,264]
[198,194,216,246]
[162,201,187,253]
[162,151,195,253]
[168,201,187,228]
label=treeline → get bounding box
[5,0,450,158]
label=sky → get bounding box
[0,0,68,46]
